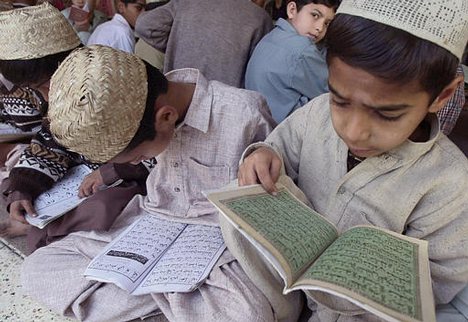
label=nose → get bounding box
[316,21,325,33]
[343,110,371,144]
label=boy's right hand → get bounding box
[238,147,282,195]
[9,200,36,225]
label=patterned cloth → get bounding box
[222,94,468,321]
[4,120,156,204]
[0,84,44,132]
[21,68,277,321]
[437,65,465,135]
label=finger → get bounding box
[91,182,100,194]
[269,156,282,183]
[22,201,37,218]
[238,163,259,186]
[255,164,278,195]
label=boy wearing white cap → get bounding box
[21,45,278,321]
[224,0,468,320]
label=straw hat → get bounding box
[48,45,148,163]
[0,2,81,60]
[337,0,468,61]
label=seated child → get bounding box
[87,0,146,53]
[0,3,154,251]
[245,0,340,123]
[61,0,107,45]
[223,0,468,320]
[135,0,273,87]
[20,45,279,321]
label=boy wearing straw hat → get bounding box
[0,3,155,251]
[223,0,468,320]
[21,45,278,321]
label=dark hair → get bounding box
[145,0,169,11]
[326,14,459,101]
[291,0,341,11]
[0,47,79,86]
[124,61,169,151]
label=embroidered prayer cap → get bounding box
[336,0,468,61]
[48,45,148,163]
[0,2,81,60]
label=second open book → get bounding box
[206,179,435,322]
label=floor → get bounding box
[0,237,71,322]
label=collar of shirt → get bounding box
[113,13,131,28]
[165,68,212,134]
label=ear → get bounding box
[428,74,464,113]
[154,105,179,132]
[117,0,125,13]
[286,1,297,20]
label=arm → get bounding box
[5,123,79,222]
[134,0,176,53]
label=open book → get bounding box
[25,165,92,228]
[0,122,37,143]
[207,183,435,322]
[84,214,226,295]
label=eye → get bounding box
[375,112,403,122]
[331,99,348,107]
[311,12,319,19]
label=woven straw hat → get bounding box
[0,2,81,60]
[48,45,148,163]
[337,0,468,61]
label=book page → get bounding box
[208,183,338,286]
[25,165,92,228]
[132,224,226,295]
[85,215,187,292]
[291,226,434,322]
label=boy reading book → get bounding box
[221,0,468,320]
[21,45,277,321]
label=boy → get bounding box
[21,45,278,321]
[224,0,468,320]
[245,0,340,123]
[135,0,273,87]
[87,0,145,52]
[0,3,154,251]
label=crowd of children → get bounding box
[0,0,467,321]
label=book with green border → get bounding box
[207,182,435,322]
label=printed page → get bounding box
[207,183,338,286]
[291,226,435,322]
[25,165,92,228]
[85,215,187,292]
[132,224,226,294]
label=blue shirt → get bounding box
[245,18,329,123]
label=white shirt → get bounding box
[87,13,135,53]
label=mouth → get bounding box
[307,34,319,42]
[349,147,374,158]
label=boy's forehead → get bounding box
[337,0,468,60]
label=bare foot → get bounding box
[0,219,29,238]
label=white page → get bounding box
[85,215,187,292]
[26,165,92,228]
[132,224,226,295]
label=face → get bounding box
[328,57,444,158]
[118,0,145,28]
[287,2,335,43]
[72,0,86,8]
[110,105,177,164]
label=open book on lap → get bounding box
[207,182,435,322]
[84,214,226,295]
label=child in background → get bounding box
[21,45,277,321]
[87,0,145,53]
[223,0,468,320]
[0,3,154,251]
[61,0,107,45]
[246,0,340,123]
[135,0,273,88]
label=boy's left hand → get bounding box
[79,170,104,197]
